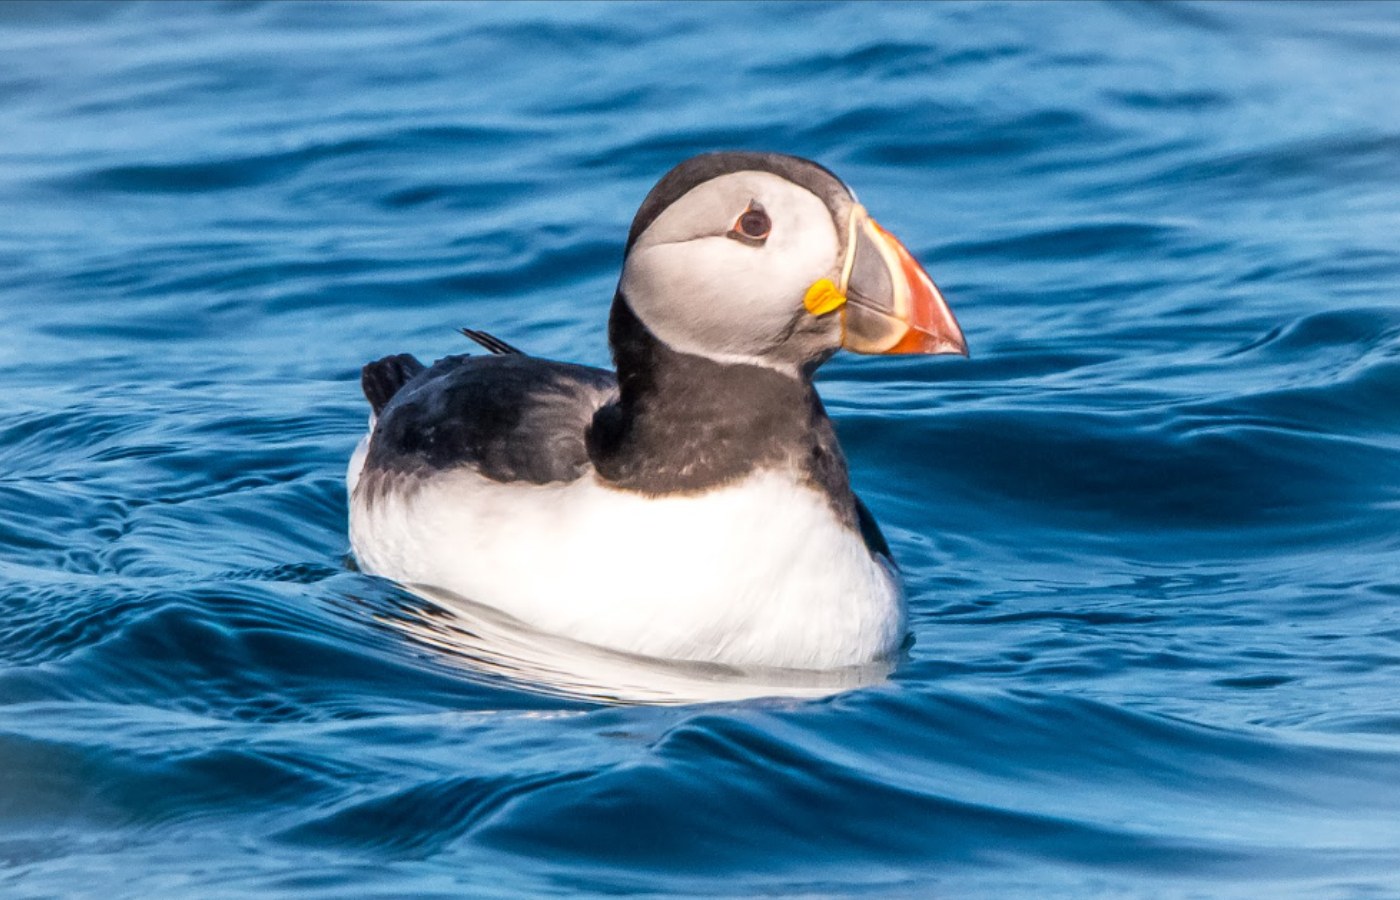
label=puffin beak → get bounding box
[805,207,968,356]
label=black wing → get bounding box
[459,328,524,356]
[362,352,617,485]
[361,330,523,417]
[853,494,895,565]
[362,354,427,416]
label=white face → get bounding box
[619,171,849,369]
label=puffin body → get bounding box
[348,152,966,671]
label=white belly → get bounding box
[348,456,904,670]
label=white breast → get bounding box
[348,461,904,670]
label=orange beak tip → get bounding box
[884,230,968,358]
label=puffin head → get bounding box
[614,151,967,374]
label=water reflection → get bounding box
[371,583,893,705]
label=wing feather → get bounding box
[362,353,617,485]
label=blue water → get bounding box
[3,1,1399,895]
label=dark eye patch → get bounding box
[728,202,771,246]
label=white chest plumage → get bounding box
[348,455,904,670]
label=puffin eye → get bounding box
[729,203,771,245]
[739,208,770,238]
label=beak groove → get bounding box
[836,208,968,357]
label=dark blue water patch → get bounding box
[1106,87,1234,112]
[1214,674,1295,690]
[750,39,963,80]
[853,107,1116,170]
[840,402,1386,540]
[940,219,1187,262]
[0,576,571,717]
[1229,306,1400,358]
[459,690,1400,889]
[1146,132,1400,199]
[51,125,547,196]
[378,178,538,212]
[279,768,600,857]
[1229,249,1400,300]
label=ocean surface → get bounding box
[2,1,1399,896]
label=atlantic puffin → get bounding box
[348,152,966,671]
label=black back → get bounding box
[364,353,616,485]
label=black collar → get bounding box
[587,298,858,533]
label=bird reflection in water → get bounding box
[359,582,895,706]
